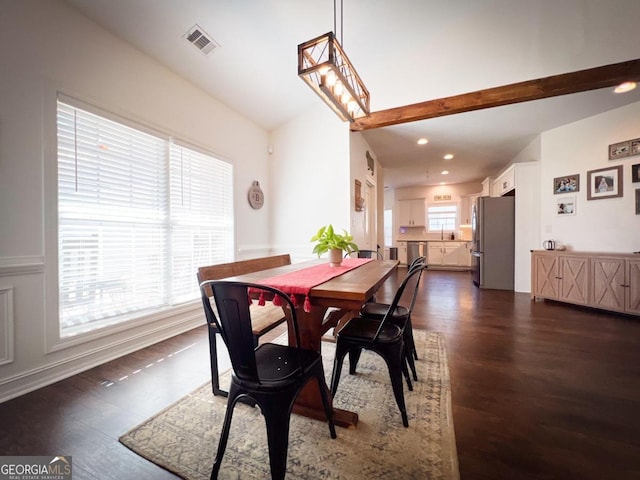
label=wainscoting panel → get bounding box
[0,286,14,366]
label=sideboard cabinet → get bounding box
[531,250,640,316]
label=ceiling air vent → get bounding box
[184,24,219,55]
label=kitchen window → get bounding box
[427,204,457,232]
[57,98,233,337]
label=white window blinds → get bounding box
[57,100,233,337]
[169,143,233,304]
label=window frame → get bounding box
[426,202,459,233]
[45,93,235,351]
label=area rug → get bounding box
[119,330,459,480]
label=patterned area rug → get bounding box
[119,330,459,480]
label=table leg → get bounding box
[288,306,359,428]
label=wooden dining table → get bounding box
[225,258,399,428]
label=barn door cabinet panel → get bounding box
[531,250,639,316]
[591,257,640,314]
[626,260,640,315]
[559,255,589,305]
[591,257,626,313]
[531,251,588,305]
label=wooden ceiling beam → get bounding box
[350,58,640,131]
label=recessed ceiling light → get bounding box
[614,81,636,94]
[417,138,429,145]
[440,182,446,185]
[443,153,454,160]
[441,170,449,175]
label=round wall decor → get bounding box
[248,180,264,209]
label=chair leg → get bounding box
[386,345,409,428]
[348,347,363,375]
[264,411,291,480]
[401,347,413,392]
[405,345,418,381]
[207,325,228,397]
[211,383,241,479]
[407,319,418,360]
[330,343,349,396]
[261,389,299,480]
[315,371,337,439]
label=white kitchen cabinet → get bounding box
[493,165,515,196]
[462,193,481,224]
[481,177,493,197]
[397,242,408,265]
[398,199,425,227]
[459,242,472,267]
[427,241,470,268]
[427,242,444,265]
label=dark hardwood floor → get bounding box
[1,269,639,479]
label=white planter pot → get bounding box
[328,248,343,267]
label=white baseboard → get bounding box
[0,316,203,404]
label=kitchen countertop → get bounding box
[397,239,472,243]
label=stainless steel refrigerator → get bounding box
[471,196,515,290]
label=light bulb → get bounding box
[334,81,343,96]
[614,81,636,93]
[326,71,336,87]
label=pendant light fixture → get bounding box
[297,0,370,122]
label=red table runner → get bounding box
[252,258,372,312]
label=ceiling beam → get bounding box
[350,58,640,131]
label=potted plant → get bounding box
[310,224,359,267]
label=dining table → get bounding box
[224,257,399,428]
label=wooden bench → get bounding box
[197,254,291,396]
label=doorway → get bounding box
[364,180,377,252]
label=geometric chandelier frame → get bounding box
[298,31,370,122]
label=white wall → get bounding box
[541,101,640,252]
[349,132,383,250]
[512,145,543,292]
[0,1,271,401]
[268,104,351,261]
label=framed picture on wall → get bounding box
[631,139,640,157]
[587,165,623,200]
[632,163,640,183]
[556,196,576,216]
[636,189,640,215]
[553,174,579,194]
[609,141,630,160]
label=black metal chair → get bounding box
[330,264,425,428]
[357,257,426,381]
[199,280,337,480]
[197,263,289,398]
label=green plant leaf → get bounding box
[310,224,359,256]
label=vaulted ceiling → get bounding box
[64,0,640,187]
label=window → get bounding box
[384,209,393,246]
[427,204,457,232]
[57,99,233,337]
